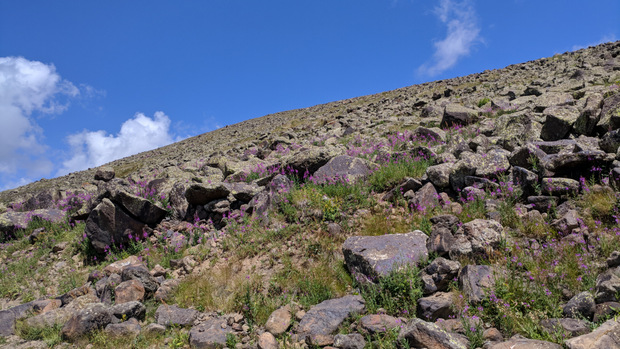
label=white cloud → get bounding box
[59,111,175,174]
[418,0,481,76]
[0,56,77,178]
[572,34,617,51]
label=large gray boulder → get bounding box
[595,267,620,303]
[189,317,233,349]
[343,231,428,282]
[398,318,468,349]
[185,182,230,206]
[441,104,478,128]
[312,155,371,184]
[296,295,365,346]
[0,209,65,240]
[540,106,580,141]
[155,305,198,328]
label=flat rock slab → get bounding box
[488,338,562,349]
[540,318,590,338]
[398,318,468,349]
[185,183,230,205]
[189,318,233,349]
[155,305,199,327]
[296,295,365,346]
[565,319,620,349]
[343,231,428,281]
[312,155,371,184]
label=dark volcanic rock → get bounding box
[185,183,230,206]
[112,191,167,226]
[85,198,146,254]
[441,104,478,128]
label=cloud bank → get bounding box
[0,56,79,180]
[418,0,481,76]
[60,111,175,175]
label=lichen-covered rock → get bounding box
[189,317,233,349]
[312,155,371,184]
[155,305,198,328]
[296,295,365,346]
[459,265,496,304]
[540,105,580,141]
[184,182,230,205]
[343,231,428,282]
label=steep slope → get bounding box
[0,41,620,349]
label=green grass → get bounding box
[356,264,423,317]
[368,158,432,192]
[17,322,64,347]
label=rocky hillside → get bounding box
[0,41,619,349]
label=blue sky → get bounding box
[0,0,618,190]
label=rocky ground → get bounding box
[1,41,620,348]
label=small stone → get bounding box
[258,332,279,349]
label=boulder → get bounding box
[426,163,454,189]
[511,166,539,197]
[121,265,159,296]
[0,310,16,336]
[540,106,580,141]
[541,150,614,174]
[258,332,279,349]
[540,318,590,338]
[265,305,292,335]
[223,182,261,202]
[110,301,146,321]
[189,317,233,349]
[421,257,461,295]
[312,155,371,184]
[450,219,503,258]
[427,227,456,258]
[112,191,167,226]
[343,231,428,282]
[542,178,580,196]
[441,104,479,128]
[184,182,230,206]
[359,314,401,334]
[564,292,596,320]
[0,209,65,240]
[296,295,365,346]
[333,333,366,349]
[601,130,620,153]
[565,319,620,349]
[459,265,496,303]
[595,267,620,303]
[114,279,145,304]
[155,305,198,327]
[596,92,620,132]
[85,198,146,254]
[104,317,141,338]
[61,303,113,342]
[398,318,468,349]
[417,292,454,321]
[103,255,144,276]
[95,166,115,182]
[410,183,440,212]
